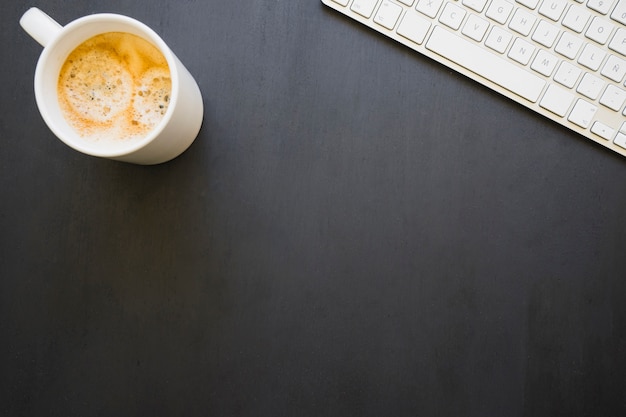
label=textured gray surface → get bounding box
[1,1,625,416]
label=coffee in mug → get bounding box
[57,32,172,146]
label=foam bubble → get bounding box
[59,49,133,123]
[131,67,172,130]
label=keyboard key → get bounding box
[516,0,540,9]
[539,0,568,21]
[591,121,615,139]
[351,0,379,18]
[577,72,605,99]
[608,28,626,56]
[508,37,536,65]
[587,0,615,15]
[562,4,590,32]
[397,10,432,44]
[611,0,626,24]
[540,84,575,116]
[614,132,626,148]
[555,32,584,58]
[440,3,466,29]
[568,98,597,128]
[509,8,537,36]
[554,61,582,87]
[486,0,514,23]
[532,19,560,47]
[463,0,489,12]
[485,26,513,52]
[586,17,615,44]
[601,54,626,81]
[462,14,490,41]
[375,0,404,29]
[531,49,559,75]
[425,26,546,102]
[578,43,606,70]
[600,84,626,110]
[416,0,444,18]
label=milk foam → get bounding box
[57,32,171,145]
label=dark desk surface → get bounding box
[2,1,626,416]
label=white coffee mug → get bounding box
[20,7,204,164]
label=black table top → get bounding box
[2,1,625,416]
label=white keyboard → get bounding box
[322,0,626,157]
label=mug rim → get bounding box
[34,13,179,158]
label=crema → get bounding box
[57,32,171,144]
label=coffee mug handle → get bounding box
[20,8,63,48]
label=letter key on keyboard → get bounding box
[322,0,626,157]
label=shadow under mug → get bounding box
[20,7,204,165]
